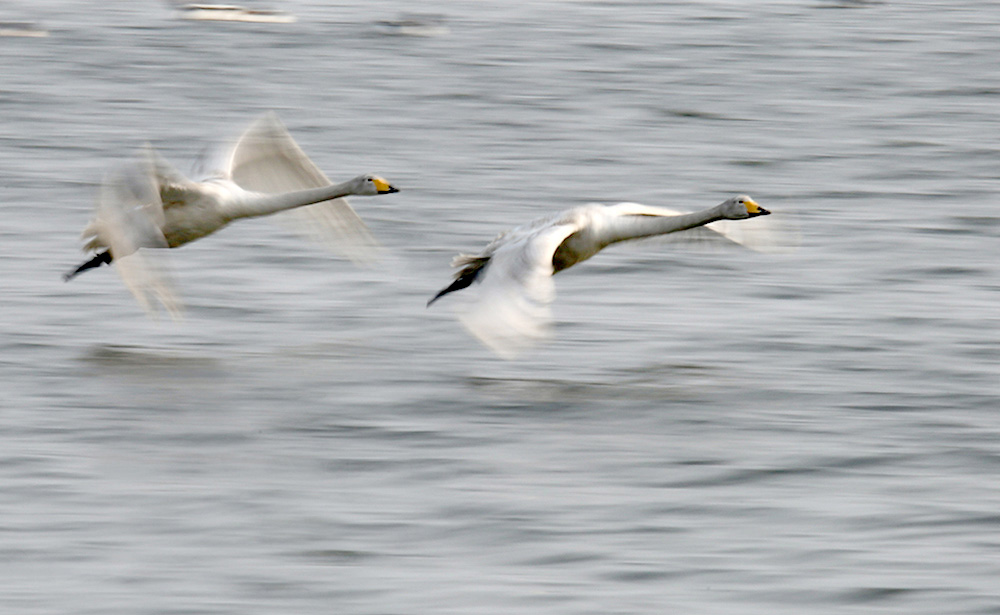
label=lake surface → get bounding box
[2,1,999,613]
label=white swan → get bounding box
[428,196,774,358]
[65,113,398,316]
[176,4,297,23]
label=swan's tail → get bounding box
[64,250,112,281]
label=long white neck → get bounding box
[229,179,358,220]
[603,203,726,246]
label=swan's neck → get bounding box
[605,203,725,245]
[230,180,356,220]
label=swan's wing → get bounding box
[93,158,181,318]
[139,144,205,219]
[458,222,580,359]
[223,113,378,263]
[611,202,798,253]
[704,212,800,254]
[114,250,181,319]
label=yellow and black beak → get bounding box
[372,177,399,194]
[745,198,770,218]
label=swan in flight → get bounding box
[64,113,399,316]
[428,196,775,358]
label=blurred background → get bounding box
[1,1,999,613]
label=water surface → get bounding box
[1,1,999,614]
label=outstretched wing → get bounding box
[92,155,180,318]
[703,212,799,254]
[458,222,580,359]
[219,112,378,262]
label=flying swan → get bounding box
[428,196,776,358]
[64,113,399,316]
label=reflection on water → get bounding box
[80,344,223,376]
[465,363,718,405]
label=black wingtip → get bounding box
[426,291,446,308]
[426,272,479,308]
[64,250,113,281]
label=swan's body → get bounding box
[65,113,398,316]
[428,196,771,357]
[177,4,297,23]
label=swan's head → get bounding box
[354,174,399,196]
[721,195,769,219]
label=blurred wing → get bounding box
[459,223,579,359]
[705,211,800,254]
[114,250,182,319]
[95,158,181,318]
[224,113,378,262]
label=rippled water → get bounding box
[2,1,999,613]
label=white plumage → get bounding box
[66,113,398,316]
[429,196,783,358]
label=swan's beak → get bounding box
[372,177,399,194]
[745,199,770,217]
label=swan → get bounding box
[428,196,774,358]
[64,113,399,316]
[177,4,297,24]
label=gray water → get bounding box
[2,1,999,613]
